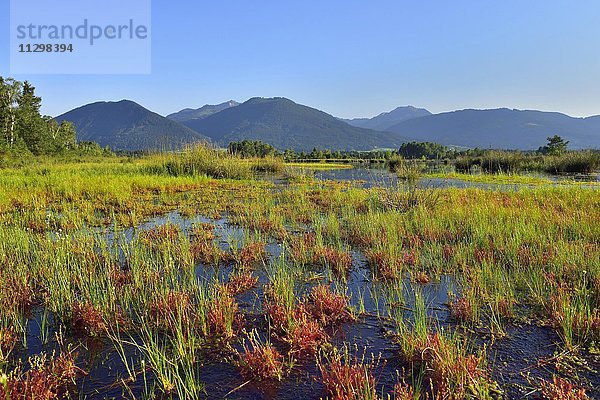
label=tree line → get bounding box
[0,76,110,157]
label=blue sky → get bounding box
[1,1,600,118]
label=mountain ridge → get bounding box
[386,108,600,149]
[341,106,432,131]
[55,100,209,151]
[167,100,240,122]
[55,98,600,151]
[181,97,405,151]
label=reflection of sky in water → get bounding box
[313,167,599,189]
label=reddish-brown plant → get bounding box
[281,305,327,356]
[0,327,17,357]
[109,266,132,289]
[1,351,79,400]
[442,244,455,261]
[365,250,403,281]
[0,276,35,313]
[539,375,588,400]
[306,285,353,326]
[414,271,431,285]
[318,349,381,400]
[139,225,180,248]
[289,232,316,264]
[226,271,259,296]
[402,249,418,267]
[206,289,243,342]
[71,302,106,336]
[238,334,284,381]
[450,297,473,321]
[148,291,194,331]
[394,380,416,400]
[190,239,231,265]
[314,247,353,276]
[234,242,267,267]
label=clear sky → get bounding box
[1,0,600,118]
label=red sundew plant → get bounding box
[450,297,473,321]
[1,276,35,313]
[365,250,403,281]
[539,375,589,399]
[264,296,327,356]
[0,327,17,358]
[139,225,181,248]
[245,216,281,236]
[190,223,216,242]
[288,232,317,264]
[237,331,285,381]
[148,291,193,331]
[474,247,492,263]
[264,301,290,334]
[306,285,353,326]
[404,233,424,249]
[317,348,384,400]
[226,271,259,296]
[442,244,455,261]
[314,247,353,276]
[190,239,231,265]
[307,190,334,210]
[206,288,244,342]
[234,242,267,267]
[547,291,600,345]
[414,271,431,285]
[401,332,498,399]
[285,311,327,356]
[496,298,514,318]
[27,219,47,234]
[517,245,536,266]
[70,302,107,336]
[109,266,132,289]
[393,380,417,400]
[402,249,418,267]
[1,351,80,400]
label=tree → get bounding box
[539,135,569,155]
[16,81,46,154]
[0,77,23,149]
[398,141,451,160]
[228,140,277,158]
[0,76,86,156]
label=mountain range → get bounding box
[55,100,208,151]
[387,108,600,149]
[54,98,600,151]
[179,97,404,151]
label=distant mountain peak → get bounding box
[55,100,209,151]
[343,105,432,131]
[167,100,240,122]
[181,97,406,151]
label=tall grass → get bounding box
[455,150,599,175]
[145,144,253,179]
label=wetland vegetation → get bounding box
[0,144,598,399]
